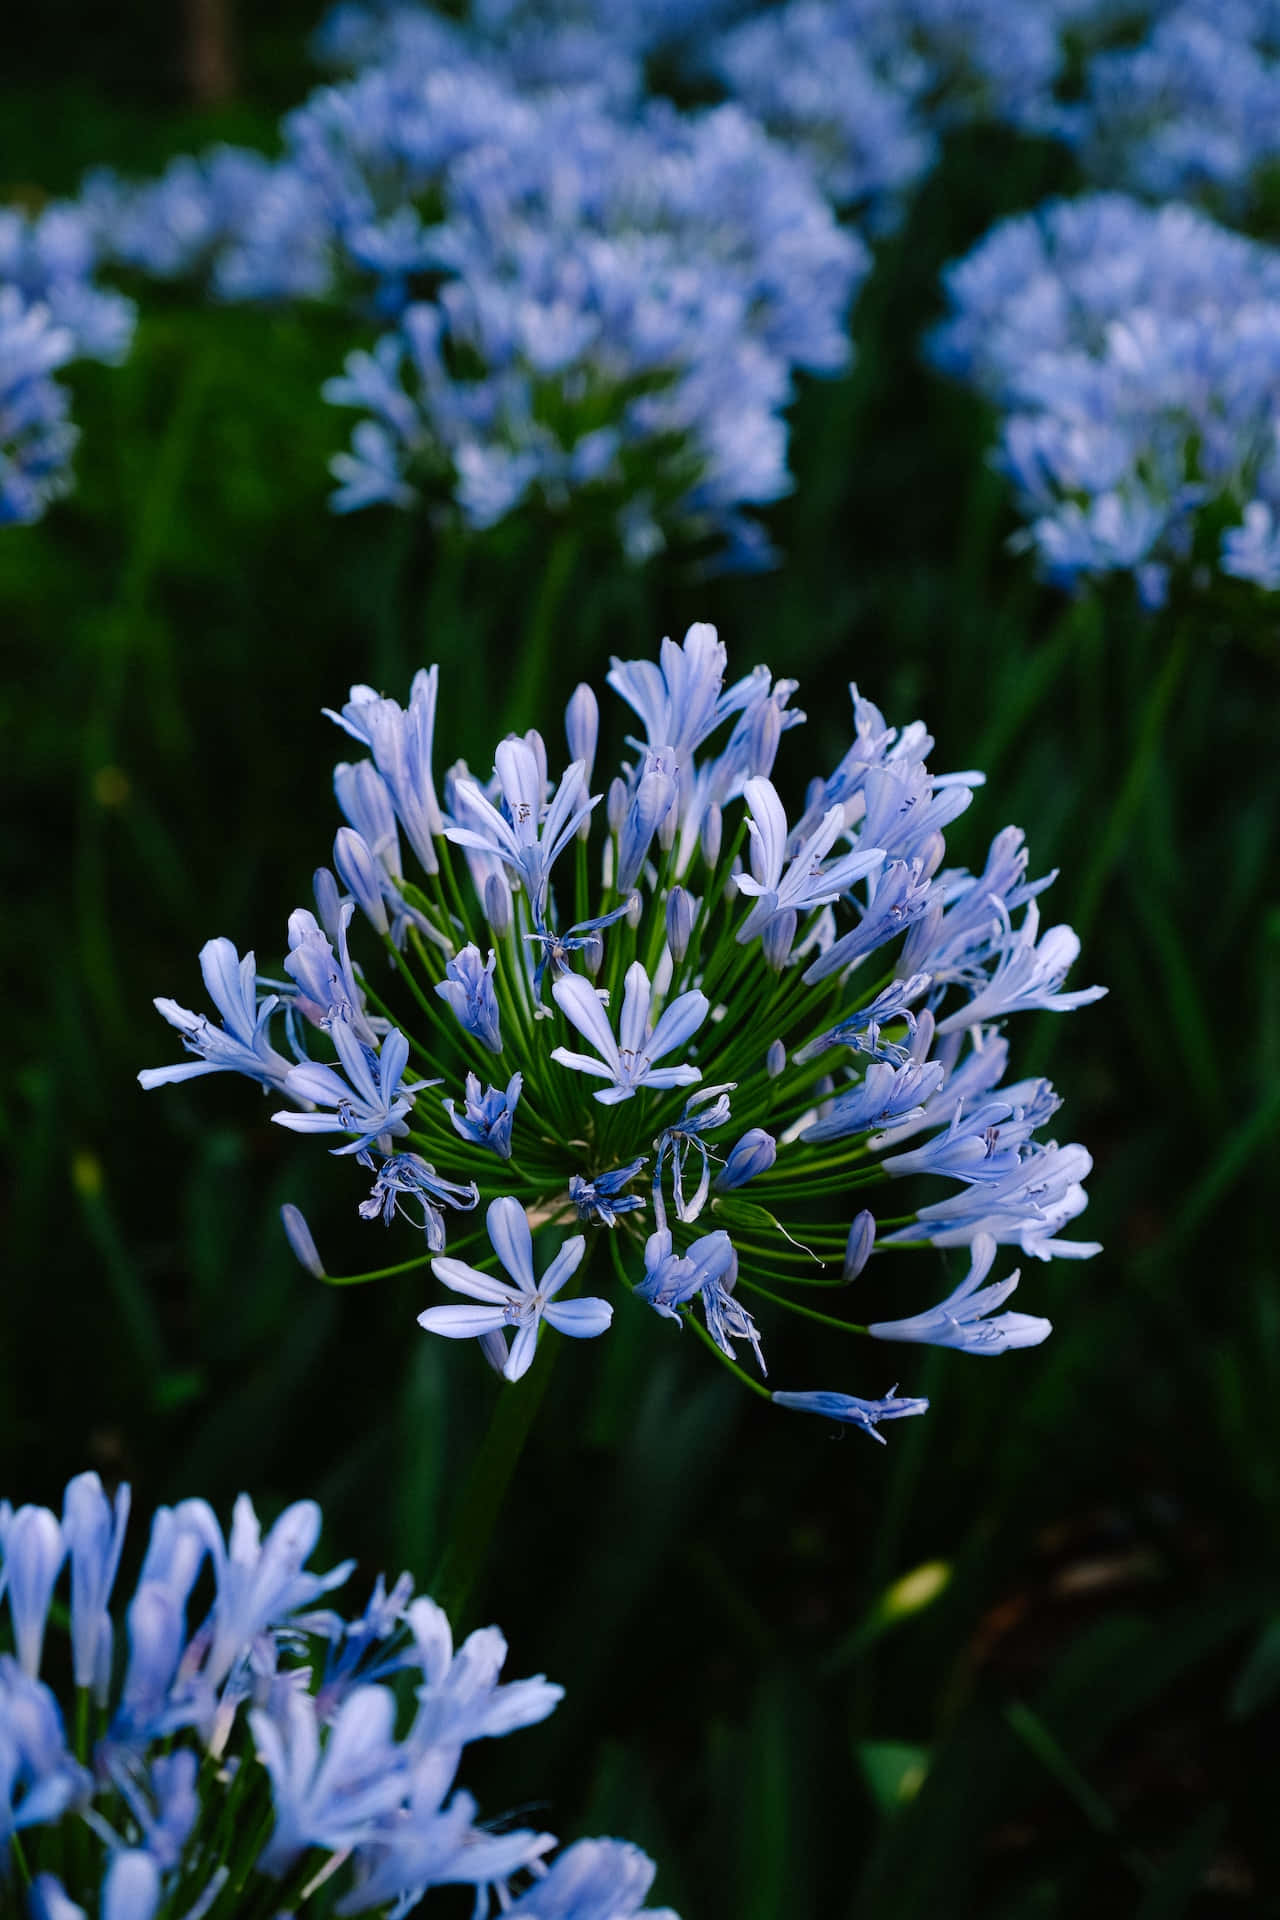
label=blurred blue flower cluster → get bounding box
[77,9,864,565]
[931,193,1280,598]
[1072,0,1280,215]
[704,0,1085,226]
[0,1470,676,1919]
[0,205,134,523]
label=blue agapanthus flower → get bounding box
[1073,0,1280,215]
[931,191,1280,597]
[0,203,136,525]
[0,1471,677,1918]
[143,622,1103,1439]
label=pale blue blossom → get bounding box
[250,1686,409,1874]
[448,737,595,914]
[0,1660,90,1847]
[62,1474,130,1695]
[274,1019,429,1153]
[869,1235,1051,1354]
[1222,499,1280,588]
[551,964,708,1106]
[325,668,444,878]
[886,1141,1100,1261]
[736,777,885,943]
[934,900,1105,1034]
[771,1385,930,1441]
[138,939,294,1094]
[420,1195,612,1381]
[932,192,1280,594]
[502,1836,680,1918]
[1,1505,65,1679]
[801,1060,946,1146]
[436,945,503,1053]
[700,1264,766,1373]
[445,1072,522,1160]
[4,1469,668,1917]
[795,974,931,1066]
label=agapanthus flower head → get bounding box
[0,1471,675,1917]
[1074,2,1280,215]
[931,191,1280,597]
[144,621,1102,1439]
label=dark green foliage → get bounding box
[3,12,1279,1916]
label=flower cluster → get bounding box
[320,92,865,560]
[75,17,863,566]
[0,1471,676,1919]
[1073,0,1280,215]
[930,192,1280,598]
[142,624,1103,1437]
[705,0,1082,223]
[0,205,135,525]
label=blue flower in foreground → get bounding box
[2,1471,674,1916]
[420,1195,612,1380]
[868,1234,1050,1355]
[771,1386,930,1442]
[551,964,708,1105]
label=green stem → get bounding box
[429,1349,558,1626]
[1073,621,1192,943]
[501,529,581,737]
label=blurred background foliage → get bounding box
[3,5,1280,1916]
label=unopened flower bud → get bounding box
[479,1329,509,1377]
[565,683,599,785]
[484,869,513,938]
[701,803,722,869]
[313,867,343,944]
[282,1205,326,1280]
[334,828,389,935]
[908,1007,935,1064]
[843,1210,875,1284]
[766,1038,786,1078]
[761,908,797,972]
[715,1128,777,1191]
[607,776,628,837]
[581,933,605,975]
[666,886,696,961]
[625,891,643,929]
